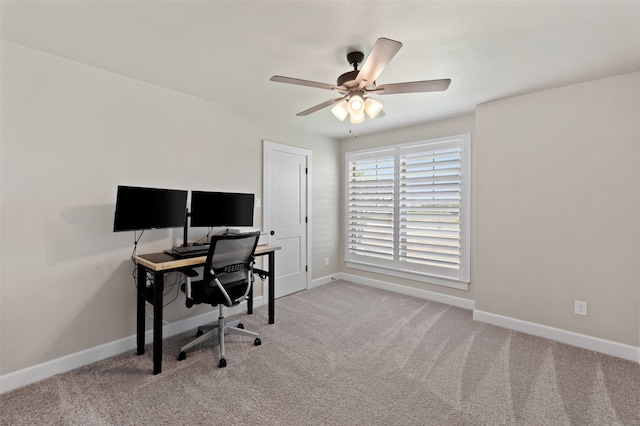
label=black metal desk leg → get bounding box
[153,271,164,375]
[268,251,275,324]
[136,266,146,355]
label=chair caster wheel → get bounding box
[254,338,262,346]
[237,323,244,329]
[178,351,186,361]
[219,358,227,368]
[185,298,194,308]
[196,329,204,336]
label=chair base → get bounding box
[177,305,260,367]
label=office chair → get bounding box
[177,231,262,368]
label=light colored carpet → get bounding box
[2,280,639,425]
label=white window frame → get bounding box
[344,134,471,290]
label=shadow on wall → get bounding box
[44,204,171,264]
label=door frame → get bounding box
[262,140,312,298]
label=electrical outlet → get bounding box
[574,300,588,316]
[324,257,329,266]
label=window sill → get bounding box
[345,261,470,291]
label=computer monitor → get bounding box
[113,185,188,232]
[190,191,254,228]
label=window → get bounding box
[345,134,471,289]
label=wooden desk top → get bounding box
[134,244,280,272]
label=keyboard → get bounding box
[168,244,210,258]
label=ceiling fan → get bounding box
[270,37,451,124]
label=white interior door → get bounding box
[263,141,310,298]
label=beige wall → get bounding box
[474,72,640,346]
[0,41,341,375]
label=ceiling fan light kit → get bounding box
[271,37,451,128]
[330,92,382,122]
[364,97,383,119]
[349,110,365,124]
[347,93,365,114]
[331,100,349,121]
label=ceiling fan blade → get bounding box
[296,97,346,116]
[373,79,451,94]
[356,38,403,89]
[271,75,345,91]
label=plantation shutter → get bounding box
[399,147,462,271]
[345,134,470,288]
[347,155,395,261]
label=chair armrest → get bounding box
[179,268,199,308]
[178,268,199,277]
[253,268,268,280]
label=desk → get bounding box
[134,244,280,374]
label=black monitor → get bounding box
[190,191,254,228]
[113,186,188,232]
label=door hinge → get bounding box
[306,265,308,272]
[305,167,308,174]
[305,217,308,223]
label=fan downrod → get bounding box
[337,51,364,87]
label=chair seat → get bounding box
[189,279,248,307]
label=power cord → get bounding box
[130,230,144,263]
[143,270,195,324]
[128,230,187,324]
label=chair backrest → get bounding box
[201,231,261,306]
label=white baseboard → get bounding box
[335,272,475,310]
[0,296,264,395]
[474,310,640,364]
[5,279,638,395]
[310,274,337,289]
[332,273,639,364]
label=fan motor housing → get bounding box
[337,51,366,87]
[337,70,359,87]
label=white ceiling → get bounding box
[2,1,639,139]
